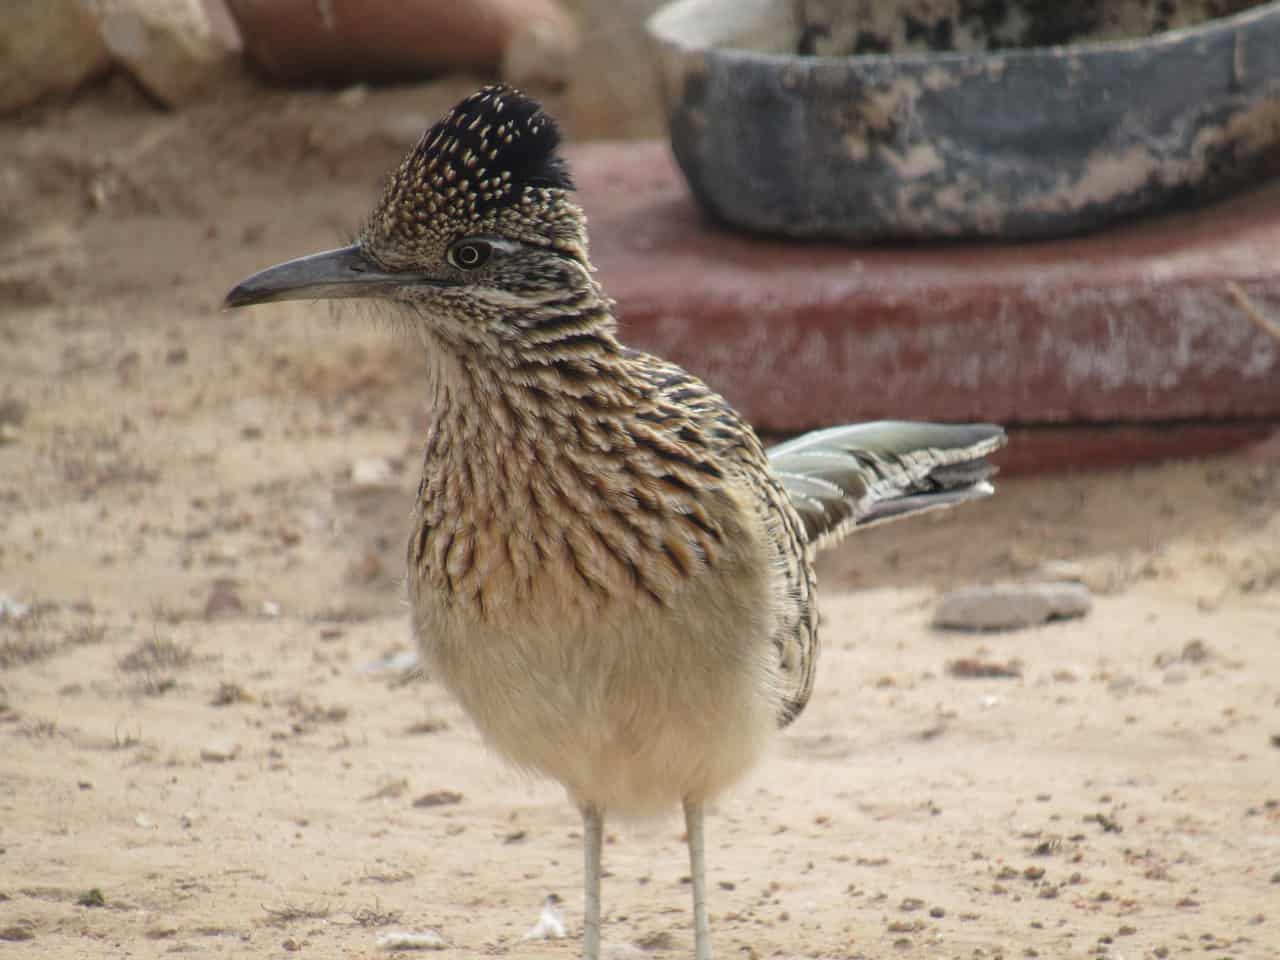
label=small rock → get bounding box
[934,582,1092,631]
[351,457,393,487]
[86,0,242,107]
[210,681,252,706]
[947,657,1022,679]
[501,15,577,91]
[200,738,241,762]
[0,924,35,942]
[1181,638,1211,663]
[346,547,384,585]
[0,1,112,113]
[1079,555,1138,595]
[1154,638,1214,668]
[282,936,302,952]
[413,790,462,808]
[1107,673,1137,694]
[335,82,369,107]
[204,582,244,618]
[135,813,156,829]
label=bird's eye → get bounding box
[448,240,493,270]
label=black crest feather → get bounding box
[365,85,579,252]
[417,84,571,198]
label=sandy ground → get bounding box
[2,80,1279,960]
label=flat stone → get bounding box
[933,582,1093,631]
[567,141,1280,467]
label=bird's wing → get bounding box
[767,421,1007,553]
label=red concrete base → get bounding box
[997,423,1280,475]
[566,141,1280,468]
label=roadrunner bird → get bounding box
[226,85,1006,960]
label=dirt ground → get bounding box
[2,79,1279,960]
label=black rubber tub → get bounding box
[647,0,1280,240]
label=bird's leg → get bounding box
[583,807,603,960]
[683,797,713,960]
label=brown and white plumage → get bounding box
[226,84,1006,960]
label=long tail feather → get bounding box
[768,421,1006,552]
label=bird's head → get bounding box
[225,85,608,357]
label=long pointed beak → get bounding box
[225,244,435,308]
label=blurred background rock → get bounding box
[0,0,665,138]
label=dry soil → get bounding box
[1,80,1279,960]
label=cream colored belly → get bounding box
[411,571,779,818]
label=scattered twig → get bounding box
[1225,281,1280,343]
[262,902,331,926]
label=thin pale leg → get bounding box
[583,808,603,960]
[683,798,713,960]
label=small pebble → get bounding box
[351,457,393,487]
[413,790,462,808]
[1107,674,1136,694]
[336,83,370,107]
[201,738,241,762]
[204,584,244,618]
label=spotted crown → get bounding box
[360,84,586,267]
